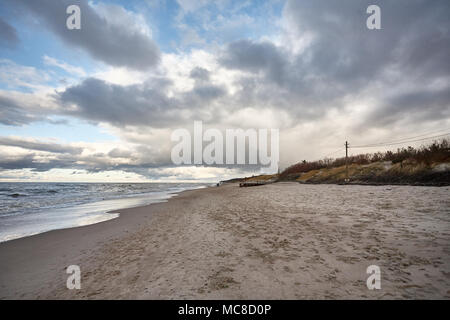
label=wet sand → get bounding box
[0,183,449,299]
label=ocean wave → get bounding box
[0,182,207,242]
[8,193,27,198]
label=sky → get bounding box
[0,0,449,182]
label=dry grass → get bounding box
[283,139,450,184]
[296,160,449,184]
[244,174,279,182]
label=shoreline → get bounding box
[1,183,449,299]
[0,184,207,243]
[0,186,213,299]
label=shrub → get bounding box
[280,139,449,179]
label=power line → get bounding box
[345,141,349,181]
[351,132,450,148]
[322,148,344,158]
[315,128,450,161]
[351,128,450,148]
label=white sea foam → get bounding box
[0,182,208,242]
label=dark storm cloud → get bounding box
[0,93,66,127]
[58,78,178,127]
[0,154,77,172]
[0,96,42,126]
[218,39,359,120]
[6,0,160,70]
[0,136,83,154]
[0,154,45,170]
[0,150,173,174]
[58,77,226,127]
[365,88,450,127]
[108,148,133,159]
[0,17,19,48]
[219,0,450,127]
[284,0,450,82]
[398,29,450,79]
[219,40,287,85]
[189,85,226,101]
[190,67,210,81]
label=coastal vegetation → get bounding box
[233,139,450,186]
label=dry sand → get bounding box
[0,182,449,299]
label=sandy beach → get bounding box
[0,182,449,299]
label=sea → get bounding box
[0,182,208,242]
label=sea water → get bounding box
[0,182,207,242]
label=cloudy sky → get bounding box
[0,0,449,182]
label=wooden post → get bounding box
[345,141,349,182]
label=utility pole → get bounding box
[345,141,349,182]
